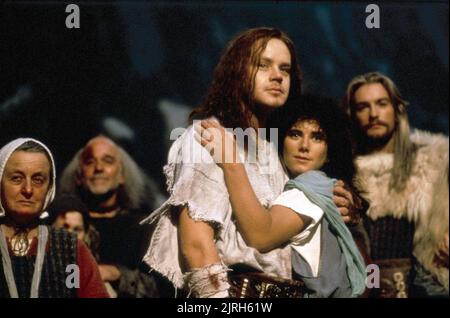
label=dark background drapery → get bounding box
[1,1,448,194]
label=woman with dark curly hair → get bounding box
[142,28,361,298]
[197,95,367,297]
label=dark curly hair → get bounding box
[189,27,303,130]
[267,94,356,186]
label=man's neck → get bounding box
[89,209,119,219]
[89,195,120,218]
[250,113,262,130]
[369,135,395,154]
[252,100,280,129]
[98,192,119,209]
[80,188,121,217]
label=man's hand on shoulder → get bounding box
[333,180,364,226]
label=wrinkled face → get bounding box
[282,119,328,178]
[1,151,51,224]
[78,137,124,196]
[53,211,85,241]
[252,38,291,109]
[353,83,396,141]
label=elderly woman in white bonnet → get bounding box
[0,138,109,298]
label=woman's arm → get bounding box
[195,120,309,252]
[223,164,309,252]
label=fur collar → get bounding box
[355,130,448,223]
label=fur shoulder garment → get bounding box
[355,130,449,290]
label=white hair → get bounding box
[58,138,156,211]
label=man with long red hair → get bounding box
[142,27,361,298]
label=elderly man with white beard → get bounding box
[59,135,171,297]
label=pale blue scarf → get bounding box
[285,170,367,297]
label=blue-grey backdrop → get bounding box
[1,1,448,195]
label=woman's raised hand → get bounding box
[194,119,239,167]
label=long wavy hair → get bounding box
[189,27,303,130]
[343,72,416,192]
[58,136,155,211]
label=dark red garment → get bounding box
[75,239,110,298]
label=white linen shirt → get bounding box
[272,188,324,277]
[142,123,291,288]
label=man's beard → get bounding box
[359,128,395,153]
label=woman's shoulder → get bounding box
[275,188,317,209]
[274,188,324,221]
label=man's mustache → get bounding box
[363,120,388,131]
